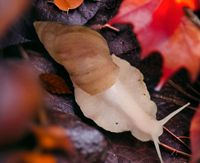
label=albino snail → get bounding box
[34,21,189,163]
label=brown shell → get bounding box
[34,21,119,95]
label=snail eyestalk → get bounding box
[160,103,190,126]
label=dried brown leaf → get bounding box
[40,73,72,95]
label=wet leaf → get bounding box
[0,1,199,162]
[40,73,72,95]
[101,22,196,162]
[47,109,108,163]
[26,49,75,114]
[26,49,108,162]
[34,0,101,25]
[25,24,196,162]
[0,0,102,48]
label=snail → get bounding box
[34,21,189,163]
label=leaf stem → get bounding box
[90,24,120,32]
[159,142,191,158]
[163,127,191,151]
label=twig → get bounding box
[90,24,120,32]
[164,127,191,151]
[103,24,120,32]
[159,142,191,158]
[168,80,200,102]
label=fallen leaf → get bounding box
[53,0,84,11]
[22,152,56,163]
[47,109,108,163]
[40,73,72,95]
[0,16,36,48]
[0,2,198,162]
[100,25,195,162]
[26,27,195,162]
[0,0,102,48]
[25,49,108,162]
[26,50,75,114]
[102,76,194,163]
[35,0,101,25]
[5,152,56,163]
[31,125,75,155]
[190,105,200,163]
[108,0,200,90]
[23,49,57,74]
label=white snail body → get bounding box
[34,21,189,163]
[75,55,189,163]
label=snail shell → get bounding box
[34,21,119,95]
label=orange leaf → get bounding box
[40,73,72,95]
[19,152,56,163]
[190,106,200,163]
[53,0,84,11]
[32,125,75,155]
[108,0,200,90]
[6,152,56,163]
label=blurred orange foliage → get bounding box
[32,125,75,155]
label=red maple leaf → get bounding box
[108,0,200,90]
